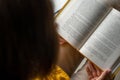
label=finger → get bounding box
[54,22,58,29]
[94,65,102,76]
[105,70,112,80]
[91,78,97,80]
[59,37,66,45]
[88,62,97,77]
[86,66,93,80]
[98,69,111,80]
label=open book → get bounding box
[55,0,120,79]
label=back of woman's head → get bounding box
[0,0,58,79]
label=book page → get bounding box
[80,9,120,71]
[56,0,111,49]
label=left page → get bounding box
[56,0,111,49]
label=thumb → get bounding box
[98,69,111,80]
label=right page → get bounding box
[56,0,111,49]
[80,8,120,72]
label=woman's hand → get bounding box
[54,22,67,45]
[59,36,67,45]
[86,61,111,80]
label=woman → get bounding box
[0,0,110,80]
